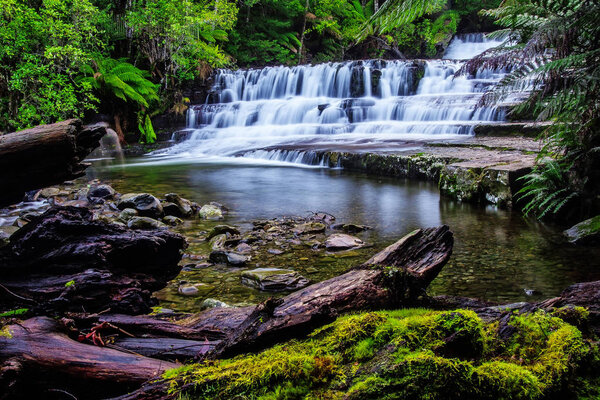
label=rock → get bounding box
[332,223,372,233]
[268,248,284,255]
[292,222,326,235]
[209,202,228,213]
[564,215,600,245]
[178,285,199,296]
[206,225,240,240]
[241,268,309,292]
[0,230,9,248]
[209,234,227,250]
[310,212,336,225]
[164,193,194,217]
[118,193,163,218]
[324,233,365,251]
[235,243,252,254]
[87,184,116,200]
[200,298,229,309]
[34,187,61,199]
[119,208,139,222]
[127,216,167,230]
[163,216,183,226]
[209,250,248,266]
[198,204,223,220]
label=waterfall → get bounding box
[155,34,509,165]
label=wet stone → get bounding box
[127,216,167,230]
[324,233,365,251]
[118,208,138,222]
[199,204,223,220]
[201,298,230,309]
[209,250,248,266]
[117,193,163,218]
[163,215,184,226]
[241,268,309,292]
[292,222,326,235]
[88,184,116,200]
[206,225,240,240]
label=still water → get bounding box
[87,158,600,311]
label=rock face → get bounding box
[563,215,600,245]
[241,268,310,292]
[324,233,365,251]
[0,206,186,314]
[118,193,164,218]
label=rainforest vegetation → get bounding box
[0,0,598,219]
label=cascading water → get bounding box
[156,33,510,165]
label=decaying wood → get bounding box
[0,317,177,400]
[0,226,453,399]
[0,119,106,206]
[0,206,186,315]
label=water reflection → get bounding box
[88,159,600,306]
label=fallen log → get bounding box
[0,119,106,207]
[0,206,186,315]
[0,317,177,400]
[0,226,453,399]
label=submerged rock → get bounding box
[241,268,309,292]
[127,216,167,230]
[292,222,326,235]
[564,215,600,245]
[199,204,223,219]
[206,225,240,240]
[332,223,372,233]
[324,233,364,251]
[118,193,163,218]
[209,250,248,266]
[201,298,230,309]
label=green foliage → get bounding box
[476,0,600,219]
[162,309,596,399]
[0,308,28,317]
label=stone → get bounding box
[209,250,248,266]
[292,222,326,235]
[268,248,284,255]
[324,233,365,251]
[127,216,166,230]
[332,223,372,233]
[0,230,10,249]
[206,225,240,240]
[87,184,116,200]
[200,298,229,309]
[118,208,139,222]
[34,187,61,199]
[241,268,309,292]
[163,215,184,226]
[178,285,199,296]
[117,193,163,218]
[564,215,600,245]
[198,204,223,220]
[164,193,194,217]
[310,212,335,225]
[235,243,252,254]
[209,234,227,250]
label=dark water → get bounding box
[88,158,600,310]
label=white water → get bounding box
[152,34,508,165]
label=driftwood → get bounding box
[0,226,453,399]
[0,206,186,315]
[0,119,106,206]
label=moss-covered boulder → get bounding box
[161,309,598,400]
[564,215,600,245]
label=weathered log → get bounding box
[0,119,106,206]
[0,206,186,314]
[96,226,453,361]
[0,317,177,400]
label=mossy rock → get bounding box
[162,309,597,399]
[564,215,600,245]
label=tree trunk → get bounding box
[0,119,106,207]
[113,114,126,145]
[298,0,310,65]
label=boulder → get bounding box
[209,250,248,266]
[118,193,163,218]
[119,208,139,222]
[292,222,326,235]
[564,215,600,245]
[127,216,167,230]
[324,233,365,251]
[199,204,223,219]
[34,187,61,199]
[241,268,309,292]
[164,193,193,217]
[206,225,240,240]
[87,184,116,200]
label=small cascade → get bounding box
[154,34,509,165]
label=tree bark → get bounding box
[0,119,106,207]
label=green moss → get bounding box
[163,309,598,400]
[0,325,12,338]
